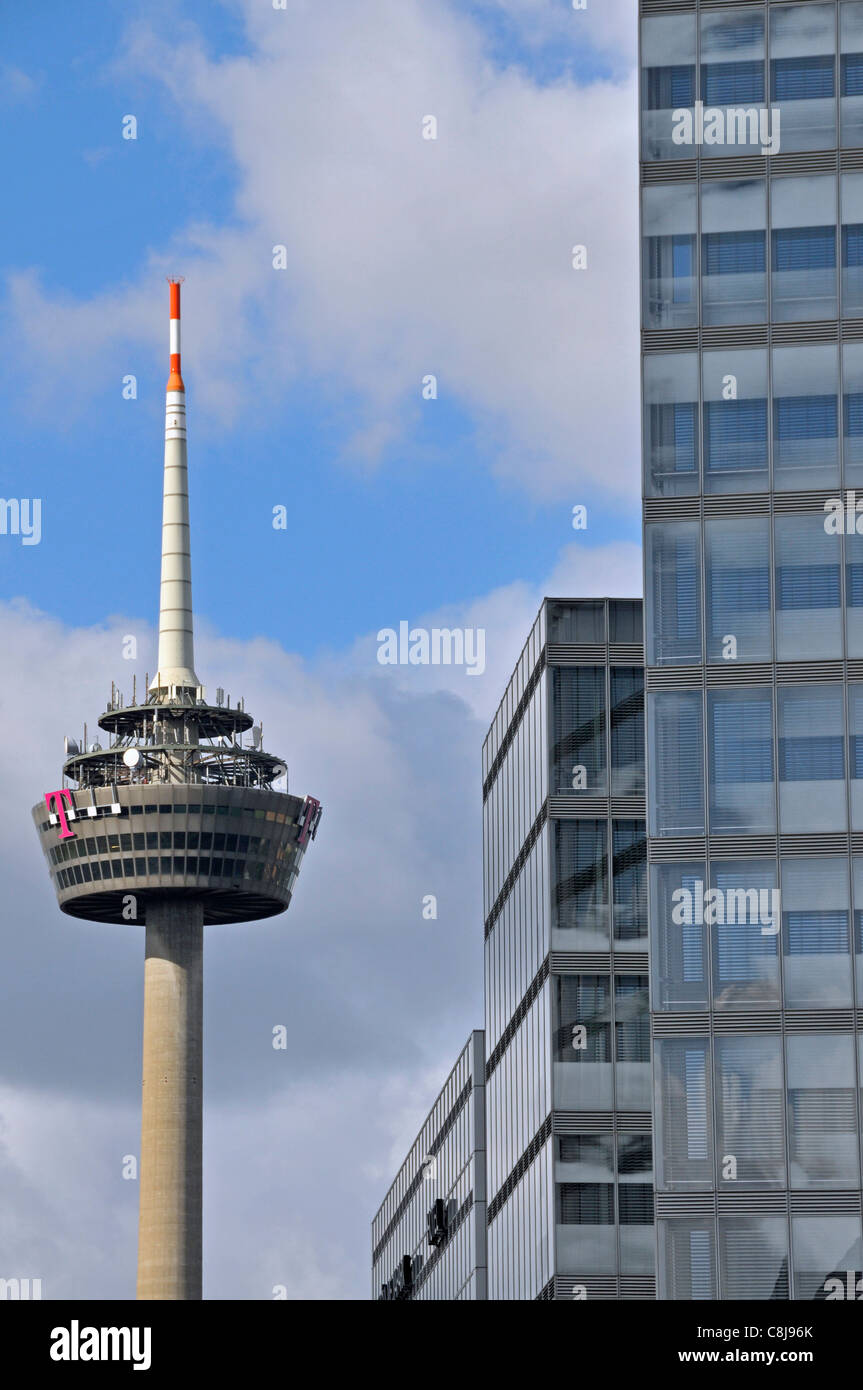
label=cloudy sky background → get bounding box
[0,0,640,1298]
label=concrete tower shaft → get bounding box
[150,279,200,697]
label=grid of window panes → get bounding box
[641,0,863,1301]
[555,1132,655,1279]
[371,1033,487,1301]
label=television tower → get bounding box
[33,281,322,1300]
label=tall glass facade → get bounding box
[641,0,863,1300]
[483,599,652,1299]
[371,1032,487,1300]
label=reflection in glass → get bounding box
[643,184,697,329]
[659,1221,716,1299]
[702,348,768,493]
[705,517,771,662]
[774,514,842,660]
[708,689,776,834]
[843,343,863,487]
[551,667,606,795]
[610,668,644,794]
[651,863,709,1012]
[615,975,651,1110]
[771,176,837,321]
[770,4,837,152]
[711,860,780,1010]
[649,692,705,837]
[644,353,699,498]
[655,1038,713,1188]
[787,1035,859,1188]
[553,820,608,948]
[646,521,702,667]
[778,686,846,833]
[554,975,612,1111]
[719,1218,789,1298]
[715,1036,786,1188]
[781,858,852,1008]
[792,1215,863,1300]
[851,688,863,831]
[642,14,696,161]
[841,0,863,148]
[613,820,647,950]
[701,180,766,324]
[772,344,839,489]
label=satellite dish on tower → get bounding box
[123,748,141,768]
[64,737,80,757]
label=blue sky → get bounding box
[0,0,640,660]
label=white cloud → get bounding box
[3,0,640,501]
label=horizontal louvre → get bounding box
[649,837,707,861]
[779,832,849,853]
[643,498,701,521]
[790,1191,862,1215]
[713,1011,782,1034]
[646,668,704,690]
[703,495,769,516]
[708,834,777,856]
[655,1193,717,1218]
[775,661,844,681]
[702,323,768,348]
[651,1012,710,1037]
[785,1010,855,1032]
[773,489,841,514]
[718,1191,788,1215]
[550,951,609,973]
[643,328,698,352]
[705,664,773,686]
[546,644,607,663]
[554,1275,619,1299]
[553,1112,614,1134]
[549,796,610,817]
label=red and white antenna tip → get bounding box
[166,278,184,393]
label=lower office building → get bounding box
[482,598,653,1300]
[371,1031,487,1300]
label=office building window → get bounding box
[719,1218,789,1299]
[701,180,766,324]
[787,1035,859,1188]
[651,863,709,1013]
[705,517,771,662]
[641,13,696,162]
[656,1038,713,1188]
[612,820,647,947]
[646,521,702,667]
[841,0,863,147]
[702,348,768,492]
[771,176,837,321]
[769,4,837,151]
[781,857,852,1008]
[551,667,606,795]
[772,344,839,490]
[774,514,842,660]
[610,667,644,794]
[778,686,846,833]
[714,1036,786,1188]
[708,689,775,834]
[643,353,699,497]
[553,820,608,946]
[648,691,705,838]
[643,184,698,329]
[710,860,780,1009]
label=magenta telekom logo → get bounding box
[298,797,322,848]
[44,789,76,840]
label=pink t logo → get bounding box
[45,789,76,840]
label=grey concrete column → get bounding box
[136,896,203,1300]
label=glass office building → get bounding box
[482,598,654,1299]
[641,0,863,1298]
[371,1031,487,1300]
